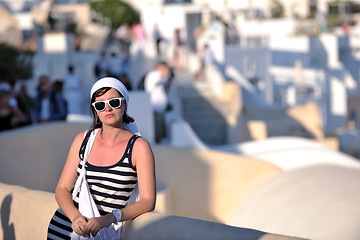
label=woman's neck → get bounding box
[99,125,129,145]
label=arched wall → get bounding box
[0,183,303,240]
[227,165,360,240]
[153,145,281,223]
[0,122,282,223]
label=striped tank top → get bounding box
[74,134,140,216]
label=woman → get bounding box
[48,77,156,239]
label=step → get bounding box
[181,97,228,145]
[177,79,232,145]
[182,97,233,120]
[189,122,227,145]
[178,82,215,98]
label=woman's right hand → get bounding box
[55,132,88,235]
[71,214,89,237]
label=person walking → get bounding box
[172,28,183,70]
[194,43,214,80]
[153,24,164,58]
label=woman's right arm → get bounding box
[55,131,88,236]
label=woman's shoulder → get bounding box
[77,130,89,138]
[132,137,154,167]
[133,136,152,151]
[67,130,89,155]
[73,131,88,144]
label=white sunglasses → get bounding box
[92,97,125,112]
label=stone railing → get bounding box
[0,182,305,240]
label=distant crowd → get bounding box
[0,61,88,132]
[0,22,148,133]
[0,75,67,132]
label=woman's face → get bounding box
[94,88,125,127]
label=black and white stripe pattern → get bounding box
[82,162,138,214]
[47,208,72,240]
[47,135,140,239]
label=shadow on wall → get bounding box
[1,194,15,240]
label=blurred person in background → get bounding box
[119,73,133,91]
[172,28,184,70]
[132,21,146,58]
[119,47,130,76]
[144,61,174,143]
[115,23,131,56]
[52,80,68,120]
[94,51,109,79]
[0,78,20,109]
[34,75,67,123]
[194,43,214,80]
[15,83,34,126]
[64,65,82,115]
[108,52,123,79]
[153,24,164,58]
[0,89,26,132]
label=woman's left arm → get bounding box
[121,137,156,219]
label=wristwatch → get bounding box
[112,209,123,223]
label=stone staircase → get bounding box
[178,81,232,145]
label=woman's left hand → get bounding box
[83,214,115,237]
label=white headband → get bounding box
[90,77,129,104]
[90,77,140,136]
